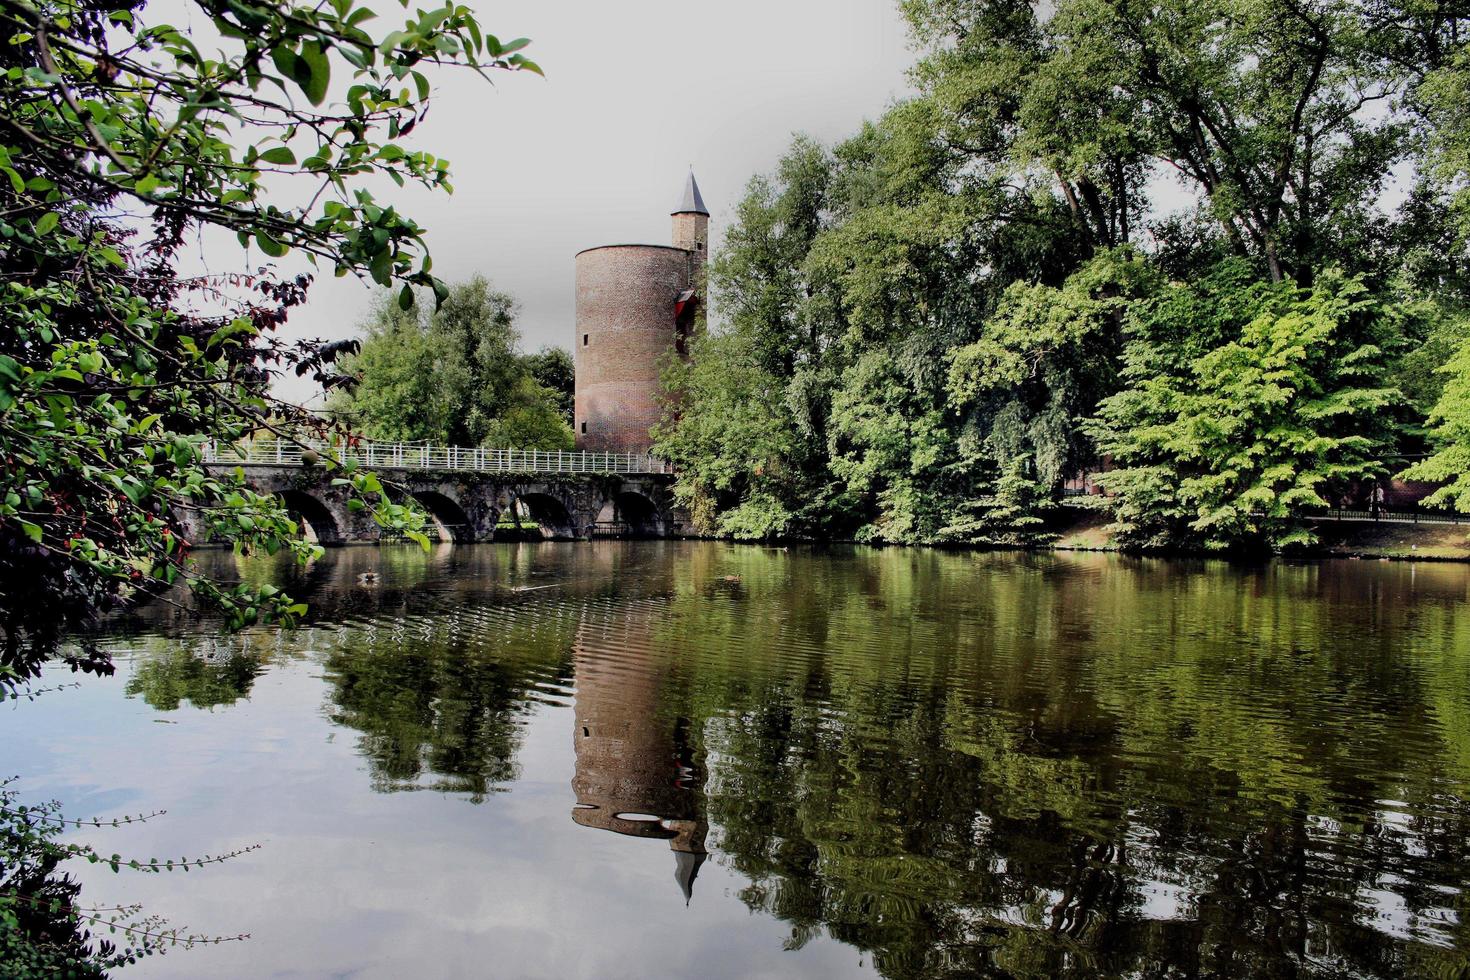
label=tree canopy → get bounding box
[657,0,1470,551]
[327,277,574,450]
[0,0,538,686]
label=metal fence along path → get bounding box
[203,440,675,475]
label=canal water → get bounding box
[5,542,1469,978]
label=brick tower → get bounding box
[574,172,710,453]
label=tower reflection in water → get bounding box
[570,610,708,903]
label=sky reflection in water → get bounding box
[5,542,1470,978]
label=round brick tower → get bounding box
[574,173,709,453]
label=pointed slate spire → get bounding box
[674,849,706,905]
[672,170,709,216]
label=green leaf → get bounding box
[270,42,301,81]
[508,55,542,77]
[257,146,297,165]
[299,40,331,106]
[398,284,415,310]
[34,212,59,235]
[340,44,369,70]
[369,247,392,286]
[255,232,288,258]
[18,520,42,543]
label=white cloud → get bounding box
[262,0,915,404]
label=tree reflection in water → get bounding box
[100,542,1470,978]
[123,638,264,711]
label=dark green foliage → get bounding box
[1420,47,1470,243]
[329,277,574,450]
[656,332,820,538]
[1401,336,1470,511]
[1092,272,1405,551]
[0,0,533,685]
[523,347,576,424]
[936,454,1054,546]
[659,0,1470,550]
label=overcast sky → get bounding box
[264,0,915,402]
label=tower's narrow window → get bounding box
[582,334,589,347]
[580,421,587,434]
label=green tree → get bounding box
[1400,336,1470,512]
[522,346,575,423]
[1419,45,1470,242]
[0,0,537,684]
[330,277,573,449]
[1092,272,1404,550]
[654,138,846,538]
[939,251,1159,537]
[325,291,456,442]
[655,332,812,537]
[902,0,1462,284]
[658,122,1128,544]
[480,376,575,450]
[667,0,1470,548]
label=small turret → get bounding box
[671,171,709,279]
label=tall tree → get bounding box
[522,346,574,423]
[1092,271,1405,549]
[663,0,1468,549]
[0,0,539,685]
[1400,337,1470,511]
[902,0,1466,283]
[330,277,574,450]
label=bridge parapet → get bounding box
[191,448,684,545]
[203,440,673,476]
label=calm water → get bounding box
[6,542,1470,978]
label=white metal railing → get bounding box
[202,439,674,475]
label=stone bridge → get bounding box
[193,444,683,543]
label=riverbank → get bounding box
[1050,507,1470,562]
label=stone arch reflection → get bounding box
[570,612,708,903]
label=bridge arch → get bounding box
[410,490,472,543]
[507,491,576,540]
[278,489,342,545]
[613,489,664,538]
